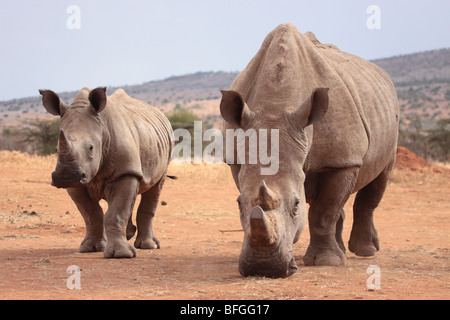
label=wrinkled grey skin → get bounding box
[220,24,399,277]
[39,87,173,258]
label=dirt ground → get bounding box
[0,149,448,300]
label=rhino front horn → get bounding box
[58,128,71,154]
[248,206,277,247]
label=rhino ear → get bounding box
[291,88,329,128]
[220,90,255,128]
[39,89,68,117]
[89,87,107,113]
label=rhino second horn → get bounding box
[258,180,280,210]
[248,206,277,247]
[58,128,72,153]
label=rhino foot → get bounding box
[104,239,136,258]
[303,242,346,266]
[134,236,160,249]
[348,231,379,257]
[79,237,106,253]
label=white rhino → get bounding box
[39,87,173,258]
[220,23,399,277]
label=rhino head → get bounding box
[39,87,107,189]
[220,88,328,277]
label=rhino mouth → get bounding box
[239,245,297,278]
[238,205,298,278]
[51,169,86,188]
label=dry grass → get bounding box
[0,151,56,171]
[167,162,235,186]
[1,150,448,189]
[0,150,236,188]
[389,167,450,187]
[434,161,450,169]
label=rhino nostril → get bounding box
[80,173,88,185]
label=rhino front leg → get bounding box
[134,175,165,249]
[304,167,358,266]
[103,175,139,258]
[67,187,106,253]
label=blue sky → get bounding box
[0,0,449,101]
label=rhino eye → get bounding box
[87,144,94,159]
[236,195,242,210]
[292,197,300,216]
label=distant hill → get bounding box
[0,71,239,128]
[372,48,450,85]
[0,48,449,129]
[120,71,238,105]
[372,48,450,128]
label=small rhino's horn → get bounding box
[58,128,71,153]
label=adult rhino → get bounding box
[220,23,399,277]
[39,87,173,258]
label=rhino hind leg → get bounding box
[304,168,359,266]
[349,162,393,257]
[126,215,137,240]
[335,209,346,254]
[134,175,165,250]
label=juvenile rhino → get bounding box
[220,23,399,277]
[39,87,173,258]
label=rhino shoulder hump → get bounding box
[305,31,340,51]
[110,88,129,98]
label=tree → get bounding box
[166,108,201,131]
[399,114,428,159]
[427,118,450,164]
[16,119,60,155]
[166,108,212,159]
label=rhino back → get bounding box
[316,46,399,181]
[304,31,399,180]
[99,89,173,193]
[230,23,398,179]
